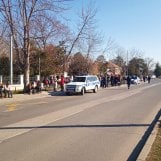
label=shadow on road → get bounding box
[0,123,150,130]
[48,91,96,97]
[0,108,160,161]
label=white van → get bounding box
[65,75,100,95]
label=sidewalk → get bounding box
[0,91,51,105]
[0,84,127,106]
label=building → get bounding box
[105,61,122,76]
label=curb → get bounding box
[137,116,161,161]
[0,91,50,105]
[127,109,161,161]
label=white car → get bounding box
[151,75,156,79]
[131,76,141,85]
[65,75,100,95]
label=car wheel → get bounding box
[93,86,98,93]
[66,92,70,95]
[81,88,85,95]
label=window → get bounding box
[73,77,86,82]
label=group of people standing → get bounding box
[100,74,152,90]
[26,80,42,94]
[100,74,121,88]
[43,75,65,92]
[0,82,13,98]
[25,74,72,94]
[143,75,151,84]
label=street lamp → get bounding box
[126,51,129,76]
[38,53,40,77]
[10,34,13,84]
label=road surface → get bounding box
[0,79,161,161]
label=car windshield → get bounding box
[131,76,137,79]
[73,77,86,82]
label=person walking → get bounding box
[127,75,131,89]
[148,75,151,83]
[143,75,146,82]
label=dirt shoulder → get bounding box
[145,120,161,161]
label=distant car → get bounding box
[131,76,141,85]
[65,75,100,95]
[151,75,156,79]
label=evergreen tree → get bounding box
[0,56,10,76]
[154,63,161,77]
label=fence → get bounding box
[2,76,21,84]
[0,75,40,91]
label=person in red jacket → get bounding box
[60,75,65,91]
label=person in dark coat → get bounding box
[127,76,131,89]
[147,75,151,83]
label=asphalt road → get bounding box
[0,80,161,161]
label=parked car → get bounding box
[131,76,141,85]
[65,75,100,95]
[151,75,156,79]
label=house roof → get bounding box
[106,61,121,69]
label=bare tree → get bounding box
[31,15,70,50]
[145,57,155,72]
[79,29,103,59]
[0,37,10,57]
[0,0,70,89]
[65,2,99,59]
[128,48,143,61]
[102,37,118,60]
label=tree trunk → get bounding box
[24,54,30,91]
[23,35,30,92]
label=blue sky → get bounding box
[68,0,161,64]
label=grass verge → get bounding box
[146,121,161,161]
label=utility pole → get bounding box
[126,51,129,76]
[10,35,13,84]
[38,53,40,77]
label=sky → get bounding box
[68,0,161,64]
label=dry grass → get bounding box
[146,121,161,161]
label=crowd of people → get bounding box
[0,74,153,98]
[42,75,69,92]
[99,74,152,90]
[100,74,121,88]
[26,74,72,94]
[26,80,42,94]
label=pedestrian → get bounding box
[27,82,32,94]
[53,75,58,91]
[36,80,41,93]
[143,76,146,82]
[60,75,65,91]
[102,76,106,88]
[4,82,13,98]
[148,75,151,83]
[0,83,4,98]
[127,75,131,89]
[110,75,114,86]
[117,75,121,86]
[114,75,118,86]
[106,75,110,87]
